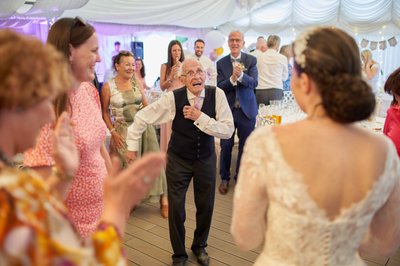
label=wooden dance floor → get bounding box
[124,182,400,266]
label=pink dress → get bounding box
[159,63,184,152]
[383,105,400,156]
[24,82,108,238]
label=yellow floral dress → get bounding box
[0,167,125,266]
[108,78,167,202]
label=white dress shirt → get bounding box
[257,49,288,90]
[126,87,234,151]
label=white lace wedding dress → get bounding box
[231,126,400,266]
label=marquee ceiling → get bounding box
[1,0,399,35]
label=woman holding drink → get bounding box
[159,40,185,152]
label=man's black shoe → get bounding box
[192,248,210,266]
[171,257,188,266]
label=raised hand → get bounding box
[233,64,243,78]
[101,152,166,233]
[183,105,201,121]
[52,112,78,178]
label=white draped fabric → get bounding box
[0,0,25,19]
[59,0,400,35]
[0,0,398,35]
[0,0,89,19]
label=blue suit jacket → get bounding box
[217,53,258,119]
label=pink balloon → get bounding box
[209,51,218,62]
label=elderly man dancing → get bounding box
[126,58,234,266]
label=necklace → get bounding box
[0,148,13,167]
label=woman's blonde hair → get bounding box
[0,30,71,110]
[361,49,375,64]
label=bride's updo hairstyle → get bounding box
[293,27,375,123]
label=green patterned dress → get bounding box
[109,78,167,200]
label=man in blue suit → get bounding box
[217,30,258,194]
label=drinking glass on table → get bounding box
[270,100,283,124]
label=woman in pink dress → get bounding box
[159,40,185,152]
[24,17,112,238]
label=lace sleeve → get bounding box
[359,143,400,258]
[231,127,269,250]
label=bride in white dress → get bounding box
[231,27,400,266]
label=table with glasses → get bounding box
[255,91,386,134]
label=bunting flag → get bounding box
[370,41,378,50]
[379,40,387,50]
[388,36,398,47]
[361,38,369,48]
[360,36,398,50]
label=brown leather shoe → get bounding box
[218,180,229,195]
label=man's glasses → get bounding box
[228,38,242,43]
[183,69,205,78]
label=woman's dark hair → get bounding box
[135,58,146,78]
[47,17,95,118]
[166,40,184,76]
[384,67,400,106]
[293,27,375,123]
[113,50,134,71]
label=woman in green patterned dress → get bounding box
[101,51,168,218]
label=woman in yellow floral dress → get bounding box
[101,51,168,218]
[0,29,165,265]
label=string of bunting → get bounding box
[360,36,397,50]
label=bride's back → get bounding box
[232,27,400,265]
[275,121,388,220]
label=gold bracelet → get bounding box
[51,166,74,181]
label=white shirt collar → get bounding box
[187,88,205,100]
[230,53,241,60]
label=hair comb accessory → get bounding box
[293,27,315,68]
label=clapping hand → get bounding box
[233,64,243,78]
[52,112,78,179]
[101,152,166,233]
[231,62,243,82]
